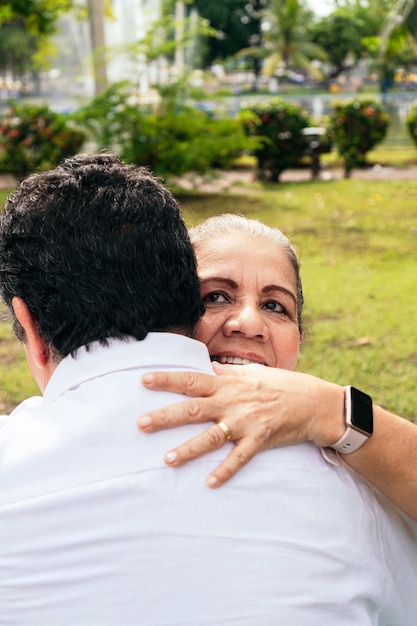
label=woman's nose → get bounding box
[223,304,269,340]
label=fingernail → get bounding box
[142,374,155,385]
[165,451,177,464]
[138,415,152,428]
[206,475,218,488]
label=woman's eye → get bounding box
[262,300,286,314]
[203,292,228,304]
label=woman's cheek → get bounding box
[195,315,216,345]
[271,327,301,370]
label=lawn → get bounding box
[1,168,417,421]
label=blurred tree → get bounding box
[310,0,417,92]
[193,0,265,67]
[0,0,74,89]
[88,0,107,95]
[405,0,417,35]
[309,13,364,81]
[380,0,417,56]
[260,0,327,80]
[356,0,417,92]
[114,0,215,89]
[0,0,72,32]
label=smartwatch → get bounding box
[330,386,373,454]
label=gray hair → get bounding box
[189,214,304,335]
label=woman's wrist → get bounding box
[306,380,346,448]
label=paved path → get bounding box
[171,162,417,193]
[0,174,17,189]
[2,163,417,195]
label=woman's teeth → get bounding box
[211,356,259,365]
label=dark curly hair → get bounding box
[0,153,204,357]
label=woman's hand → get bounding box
[138,364,345,487]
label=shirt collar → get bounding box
[44,333,213,402]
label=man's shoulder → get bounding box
[0,396,43,429]
[11,396,44,415]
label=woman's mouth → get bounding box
[211,356,267,366]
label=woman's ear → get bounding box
[11,296,50,370]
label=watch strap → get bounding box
[330,425,370,454]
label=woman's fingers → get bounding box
[163,423,229,464]
[141,370,221,396]
[163,425,257,488]
[138,371,220,431]
[138,369,250,432]
[205,442,256,487]
[137,397,207,431]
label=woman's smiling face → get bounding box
[195,232,301,370]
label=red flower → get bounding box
[363,107,376,117]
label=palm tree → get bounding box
[380,0,417,53]
[378,0,417,91]
[261,0,327,80]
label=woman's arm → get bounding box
[138,364,417,521]
[342,404,417,518]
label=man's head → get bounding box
[0,153,203,361]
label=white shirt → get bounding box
[0,334,416,625]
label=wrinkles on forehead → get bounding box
[195,234,298,297]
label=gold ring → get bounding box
[217,421,232,441]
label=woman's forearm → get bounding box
[303,378,417,519]
[340,406,417,519]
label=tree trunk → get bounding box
[88,0,108,96]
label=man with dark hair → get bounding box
[0,153,212,623]
[0,152,202,355]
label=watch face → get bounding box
[350,386,373,435]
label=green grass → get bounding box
[1,172,417,421]
[0,312,39,412]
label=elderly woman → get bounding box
[138,213,417,522]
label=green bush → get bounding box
[406,100,417,149]
[0,102,86,179]
[239,98,312,182]
[328,98,389,178]
[74,82,153,165]
[75,82,253,177]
